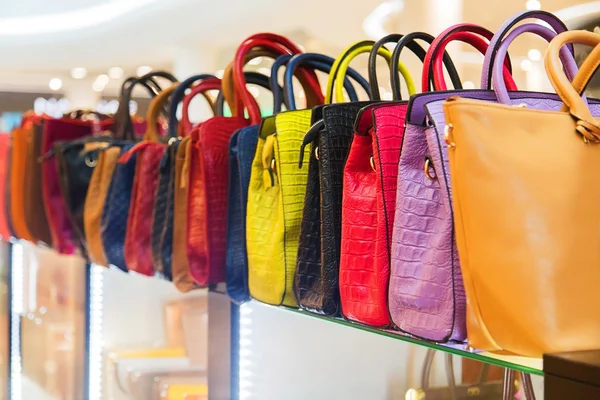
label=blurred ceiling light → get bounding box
[520,59,533,72]
[248,57,263,66]
[49,78,62,91]
[71,67,87,79]
[249,86,261,98]
[136,66,152,76]
[363,0,405,39]
[0,0,162,36]
[216,70,224,79]
[92,80,106,92]
[108,67,124,79]
[525,0,542,10]
[95,74,110,86]
[462,81,475,89]
[527,49,542,61]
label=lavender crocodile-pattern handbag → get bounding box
[388,11,576,342]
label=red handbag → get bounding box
[185,33,323,286]
[120,83,178,276]
[42,117,113,253]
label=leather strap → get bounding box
[115,71,178,139]
[491,23,579,104]
[283,53,367,110]
[481,10,572,89]
[167,74,217,138]
[327,40,414,104]
[422,24,515,92]
[180,78,221,135]
[233,33,323,124]
[145,83,179,142]
[546,30,600,142]
[369,34,404,100]
[216,71,280,116]
[222,48,279,116]
[391,31,461,100]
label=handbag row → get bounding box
[3,10,600,360]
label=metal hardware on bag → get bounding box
[424,157,437,181]
[167,137,179,145]
[515,103,528,108]
[370,155,376,172]
[444,124,455,148]
[314,146,319,161]
[404,388,425,400]
[85,154,98,168]
[466,386,481,396]
[271,157,276,171]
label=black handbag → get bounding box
[293,34,461,315]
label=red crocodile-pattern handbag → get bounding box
[339,104,406,327]
[121,84,177,276]
[185,32,323,286]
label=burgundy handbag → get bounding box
[388,11,574,342]
[42,117,114,254]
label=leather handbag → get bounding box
[0,132,11,240]
[333,39,417,326]
[187,33,322,287]
[294,39,415,316]
[226,53,363,304]
[152,75,219,280]
[406,349,535,400]
[100,72,176,270]
[24,119,53,245]
[388,12,571,342]
[442,30,600,357]
[9,119,36,242]
[245,49,335,306]
[42,115,114,253]
[86,74,168,267]
[121,83,179,276]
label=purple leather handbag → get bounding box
[388,10,575,342]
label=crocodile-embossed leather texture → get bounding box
[101,144,136,272]
[294,102,372,316]
[172,137,197,292]
[226,125,259,303]
[151,141,179,280]
[187,116,248,286]
[85,146,121,266]
[247,110,311,306]
[339,104,405,327]
[42,118,112,254]
[124,142,166,276]
[389,92,577,342]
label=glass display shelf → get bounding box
[269,304,543,376]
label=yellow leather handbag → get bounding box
[443,30,600,357]
[246,43,414,306]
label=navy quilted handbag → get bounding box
[101,143,136,271]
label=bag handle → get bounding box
[222,48,279,116]
[481,10,572,89]
[180,78,221,136]
[216,71,281,117]
[145,83,179,142]
[546,30,600,143]
[270,55,294,113]
[391,31,462,100]
[328,41,415,104]
[491,23,579,104]
[284,53,367,110]
[167,74,217,138]
[423,24,516,92]
[503,370,537,400]
[115,71,178,140]
[233,33,323,124]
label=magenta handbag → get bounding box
[388,11,574,342]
